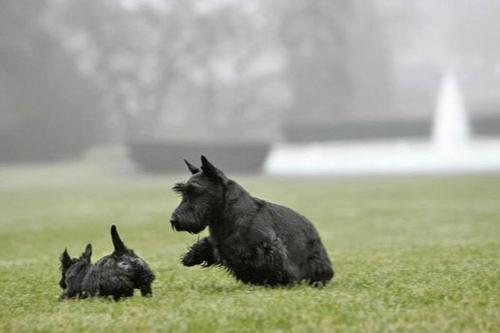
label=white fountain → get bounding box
[432,72,471,154]
[265,72,500,175]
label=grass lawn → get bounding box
[0,160,499,332]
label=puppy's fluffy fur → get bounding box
[59,225,155,300]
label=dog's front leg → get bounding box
[182,236,218,267]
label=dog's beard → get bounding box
[171,221,207,234]
[171,212,207,234]
[59,276,67,289]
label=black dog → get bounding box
[171,156,334,286]
[59,225,155,300]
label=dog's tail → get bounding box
[111,225,127,253]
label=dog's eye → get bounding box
[186,184,203,195]
[118,261,131,270]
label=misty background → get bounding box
[1,0,499,173]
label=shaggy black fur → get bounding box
[171,156,334,286]
[59,225,155,300]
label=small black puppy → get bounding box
[171,156,334,286]
[59,225,155,300]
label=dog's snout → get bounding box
[170,215,180,230]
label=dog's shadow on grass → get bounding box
[173,280,334,295]
[152,266,336,296]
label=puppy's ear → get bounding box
[184,159,200,174]
[80,243,92,262]
[200,155,227,183]
[111,225,127,253]
[60,248,72,270]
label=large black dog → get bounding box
[171,156,334,286]
[59,225,155,300]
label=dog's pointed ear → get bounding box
[184,159,200,174]
[200,155,227,183]
[81,244,92,262]
[111,225,127,253]
[60,248,72,270]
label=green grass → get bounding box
[0,161,499,332]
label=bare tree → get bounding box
[277,0,393,137]
[0,0,105,162]
[47,0,286,142]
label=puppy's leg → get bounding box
[306,247,334,286]
[59,291,69,300]
[140,284,152,297]
[182,236,218,267]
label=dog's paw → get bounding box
[181,253,201,266]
